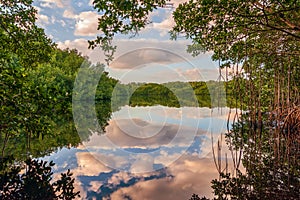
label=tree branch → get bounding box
[254,1,300,33]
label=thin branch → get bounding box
[254,1,300,33]
[264,23,300,39]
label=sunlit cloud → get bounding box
[75,105,233,173]
[74,11,101,36]
[130,154,155,173]
[63,9,76,18]
[107,171,132,185]
[88,181,103,192]
[109,155,218,199]
[36,14,49,26]
[175,68,203,81]
[151,13,175,37]
[49,138,239,199]
[56,38,196,65]
[109,47,184,69]
[172,0,190,7]
[57,38,90,54]
[40,0,65,8]
[75,152,111,176]
[45,106,240,199]
[84,118,203,149]
[62,10,101,36]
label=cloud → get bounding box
[110,47,184,69]
[175,68,203,81]
[130,155,155,173]
[58,19,66,27]
[51,16,56,24]
[109,155,219,199]
[168,67,220,82]
[155,19,175,36]
[56,38,219,83]
[77,2,84,7]
[49,148,235,199]
[62,10,101,36]
[75,152,111,176]
[89,181,103,192]
[155,151,182,167]
[107,171,132,185]
[151,13,175,37]
[172,0,190,7]
[47,117,242,199]
[81,105,231,150]
[34,6,49,27]
[101,118,204,149]
[36,14,49,26]
[108,39,195,69]
[89,0,95,6]
[63,9,76,18]
[34,6,56,28]
[57,38,90,54]
[56,38,194,64]
[74,11,101,36]
[40,0,64,8]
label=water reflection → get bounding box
[44,105,237,199]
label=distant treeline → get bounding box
[1,45,239,159]
[97,78,238,109]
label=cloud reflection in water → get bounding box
[46,106,237,199]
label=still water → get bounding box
[42,105,236,199]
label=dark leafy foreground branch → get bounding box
[189,194,209,200]
[0,156,80,200]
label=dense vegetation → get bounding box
[113,81,236,108]
[90,0,300,199]
[1,1,85,198]
[1,0,299,199]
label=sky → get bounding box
[33,0,223,83]
[44,106,239,199]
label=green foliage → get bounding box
[111,81,236,108]
[1,0,58,158]
[1,56,28,134]
[171,0,300,64]
[0,156,80,200]
[0,50,83,159]
[89,0,169,63]
[0,47,96,160]
[0,50,83,198]
[72,63,118,141]
[130,83,181,107]
[50,48,87,76]
[0,1,84,198]
[0,0,53,67]
[90,0,300,66]
[96,71,119,100]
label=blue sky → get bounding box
[34,0,222,82]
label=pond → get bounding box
[40,104,237,199]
